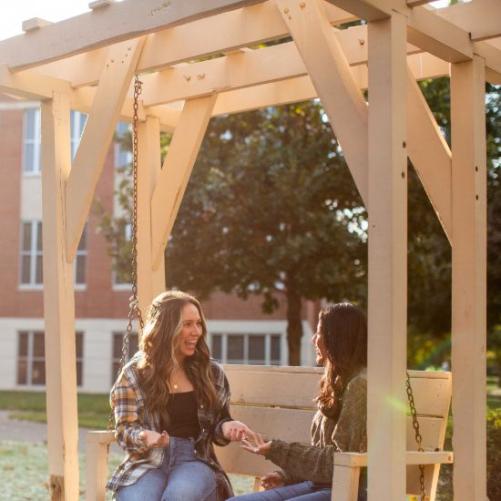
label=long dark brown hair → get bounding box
[137,290,218,419]
[316,303,367,419]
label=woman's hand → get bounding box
[139,430,169,448]
[261,471,285,490]
[241,432,272,456]
[222,420,253,442]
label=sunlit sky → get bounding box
[0,0,455,42]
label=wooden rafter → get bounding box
[0,0,268,70]
[407,70,452,241]
[436,0,501,42]
[65,38,145,261]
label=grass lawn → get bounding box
[0,391,110,429]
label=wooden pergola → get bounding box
[0,0,497,499]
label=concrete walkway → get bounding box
[0,411,120,454]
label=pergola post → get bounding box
[136,115,164,316]
[450,55,487,501]
[41,93,79,501]
[367,13,408,501]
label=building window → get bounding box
[112,332,139,383]
[112,223,132,287]
[17,331,84,386]
[115,121,132,168]
[20,221,43,286]
[70,110,88,160]
[210,333,282,365]
[20,221,87,287]
[23,108,41,174]
[75,226,87,286]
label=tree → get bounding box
[165,103,366,365]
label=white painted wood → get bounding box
[0,0,268,70]
[276,0,368,205]
[22,18,52,33]
[136,116,162,317]
[65,38,145,262]
[151,95,217,268]
[406,68,452,241]
[41,93,79,501]
[450,56,487,501]
[367,12,408,501]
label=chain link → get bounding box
[108,76,144,430]
[406,371,428,501]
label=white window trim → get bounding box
[71,110,87,160]
[19,220,43,289]
[22,108,41,175]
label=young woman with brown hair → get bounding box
[231,302,368,501]
[107,290,253,501]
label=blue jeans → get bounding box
[116,437,217,501]
[227,481,331,500]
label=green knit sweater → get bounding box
[265,371,367,485]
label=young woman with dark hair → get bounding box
[230,302,368,501]
[107,290,253,501]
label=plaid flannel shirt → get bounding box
[106,352,234,499]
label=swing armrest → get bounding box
[85,431,116,501]
[87,430,116,445]
[331,451,453,501]
[333,450,454,468]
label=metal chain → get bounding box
[406,371,427,501]
[108,76,144,430]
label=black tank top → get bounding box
[165,391,201,439]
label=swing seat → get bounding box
[85,367,452,501]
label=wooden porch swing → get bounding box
[85,77,453,501]
[0,0,495,500]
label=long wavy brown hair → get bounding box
[316,303,367,419]
[137,290,218,419]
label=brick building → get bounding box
[0,95,317,393]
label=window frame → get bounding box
[22,108,41,175]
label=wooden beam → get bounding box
[367,12,408,501]
[0,65,71,100]
[65,38,145,261]
[450,55,487,501]
[407,69,452,241]
[136,116,163,316]
[277,0,369,204]
[32,2,355,87]
[407,4,473,63]
[139,24,421,107]
[151,95,217,268]
[325,0,407,21]
[436,0,501,42]
[0,0,268,70]
[41,93,79,501]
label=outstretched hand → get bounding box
[261,471,285,490]
[140,429,169,448]
[222,420,255,442]
[241,432,272,456]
